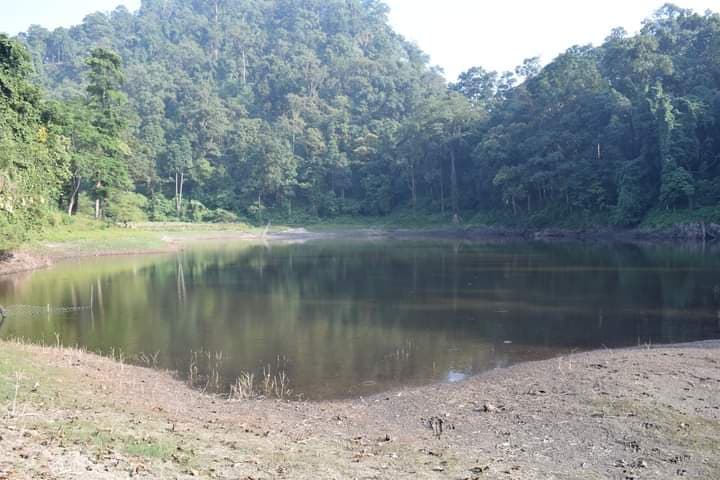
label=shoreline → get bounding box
[0,339,718,478]
[2,223,719,477]
[2,221,719,277]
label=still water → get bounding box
[1,240,719,399]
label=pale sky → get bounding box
[1,0,718,80]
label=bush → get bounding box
[148,193,176,221]
[203,208,239,223]
[186,199,208,222]
[104,191,149,224]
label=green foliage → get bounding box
[464,7,720,227]
[0,35,71,247]
[104,190,149,224]
[641,206,720,228]
[147,193,176,222]
[203,208,240,224]
[660,165,695,209]
[3,3,720,233]
[18,0,447,223]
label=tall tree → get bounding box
[84,48,131,218]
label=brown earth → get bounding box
[0,252,52,277]
[1,340,718,479]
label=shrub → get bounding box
[148,193,176,221]
[203,208,239,223]
[104,191,149,224]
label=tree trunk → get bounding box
[449,146,458,215]
[212,0,220,61]
[257,192,263,222]
[175,171,185,217]
[241,49,247,85]
[410,162,416,212]
[94,181,102,219]
[439,176,445,214]
[67,176,81,216]
[179,171,185,216]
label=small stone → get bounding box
[470,465,490,474]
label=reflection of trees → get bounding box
[0,241,719,398]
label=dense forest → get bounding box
[1,1,720,244]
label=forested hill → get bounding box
[18,0,447,222]
[2,2,720,242]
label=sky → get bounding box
[1,0,718,80]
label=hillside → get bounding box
[1,2,720,245]
[18,0,447,222]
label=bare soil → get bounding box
[1,340,718,479]
[0,252,52,277]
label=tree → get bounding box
[0,35,70,245]
[84,48,131,218]
[11,1,720,228]
[166,136,193,216]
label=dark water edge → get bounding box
[1,238,720,400]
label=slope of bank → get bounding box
[0,222,261,276]
[0,340,718,479]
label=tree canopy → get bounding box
[1,1,718,238]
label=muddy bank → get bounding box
[1,340,718,479]
[0,251,52,276]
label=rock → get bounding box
[483,403,498,413]
[474,402,500,413]
[470,465,490,474]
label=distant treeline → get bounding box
[1,1,719,243]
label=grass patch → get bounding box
[123,436,177,459]
[60,419,177,461]
[0,345,46,401]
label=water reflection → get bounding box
[1,240,719,399]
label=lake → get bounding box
[1,239,719,399]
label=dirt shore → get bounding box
[0,229,258,276]
[1,340,718,479]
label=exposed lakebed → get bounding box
[1,239,719,399]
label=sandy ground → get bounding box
[0,340,718,479]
